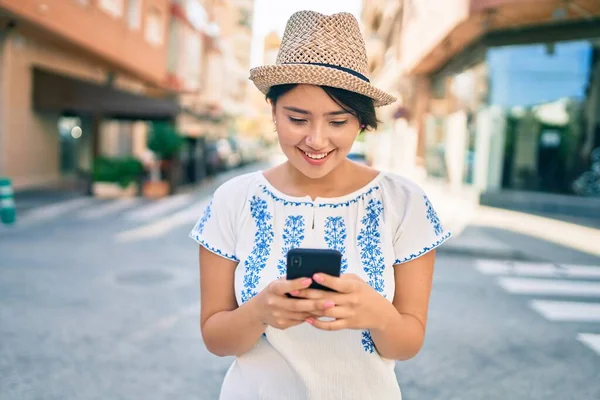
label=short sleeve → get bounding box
[189,183,239,262]
[392,184,451,265]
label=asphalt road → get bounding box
[1,169,599,400]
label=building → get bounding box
[165,0,224,185]
[0,0,179,190]
[241,30,280,142]
[361,0,417,178]
[365,0,600,197]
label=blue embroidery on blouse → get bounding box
[277,215,306,277]
[358,199,386,294]
[324,216,348,273]
[259,185,381,208]
[317,186,381,208]
[394,231,452,264]
[189,200,240,261]
[357,199,386,354]
[424,195,443,236]
[362,330,375,354]
[260,186,314,207]
[241,196,274,304]
[194,238,239,262]
[195,200,212,235]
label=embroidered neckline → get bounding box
[256,171,384,207]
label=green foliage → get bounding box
[92,156,143,188]
[147,121,183,160]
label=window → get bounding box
[98,0,123,18]
[127,0,142,30]
[145,7,164,46]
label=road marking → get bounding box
[115,198,210,242]
[125,193,193,221]
[565,265,600,279]
[18,197,95,226]
[476,260,600,280]
[577,333,600,356]
[78,198,141,220]
[529,300,600,322]
[497,277,600,297]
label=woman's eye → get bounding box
[288,117,307,124]
[331,120,348,126]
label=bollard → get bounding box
[0,177,16,225]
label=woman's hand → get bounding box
[251,277,332,330]
[294,273,391,331]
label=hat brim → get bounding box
[249,64,397,107]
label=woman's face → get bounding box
[272,84,361,180]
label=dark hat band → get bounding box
[281,62,370,83]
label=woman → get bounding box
[190,10,451,400]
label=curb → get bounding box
[437,245,535,261]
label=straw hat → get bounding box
[249,10,397,107]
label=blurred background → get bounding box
[0,1,599,399]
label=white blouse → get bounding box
[189,170,451,400]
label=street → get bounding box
[1,168,600,399]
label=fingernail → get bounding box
[302,278,312,286]
[313,274,324,283]
[306,318,314,325]
[290,290,300,296]
[324,300,335,308]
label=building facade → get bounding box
[0,0,177,190]
[365,0,600,197]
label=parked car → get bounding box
[204,139,225,176]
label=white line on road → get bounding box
[529,300,600,322]
[476,260,600,280]
[124,193,194,222]
[78,198,141,220]
[577,333,600,356]
[18,198,96,226]
[497,277,600,297]
[114,198,210,242]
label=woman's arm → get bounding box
[199,247,265,357]
[199,247,322,357]
[370,250,435,360]
[302,249,436,361]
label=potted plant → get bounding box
[91,156,143,198]
[144,121,184,197]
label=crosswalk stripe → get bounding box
[114,199,210,242]
[529,300,600,322]
[78,198,141,220]
[18,198,95,226]
[565,266,600,279]
[476,260,600,280]
[577,333,600,356]
[125,193,193,222]
[497,277,600,297]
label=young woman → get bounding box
[190,10,451,400]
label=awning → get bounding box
[32,68,180,120]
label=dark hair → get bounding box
[266,84,378,131]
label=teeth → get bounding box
[304,151,329,160]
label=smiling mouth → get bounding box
[300,149,334,160]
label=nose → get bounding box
[305,125,328,150]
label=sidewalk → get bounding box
[422,179,600,265]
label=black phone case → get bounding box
[286,248,342,292]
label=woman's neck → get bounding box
[283,160,357,198]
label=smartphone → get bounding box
[286,248,342,292]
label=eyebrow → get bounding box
[283,106,350,116]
